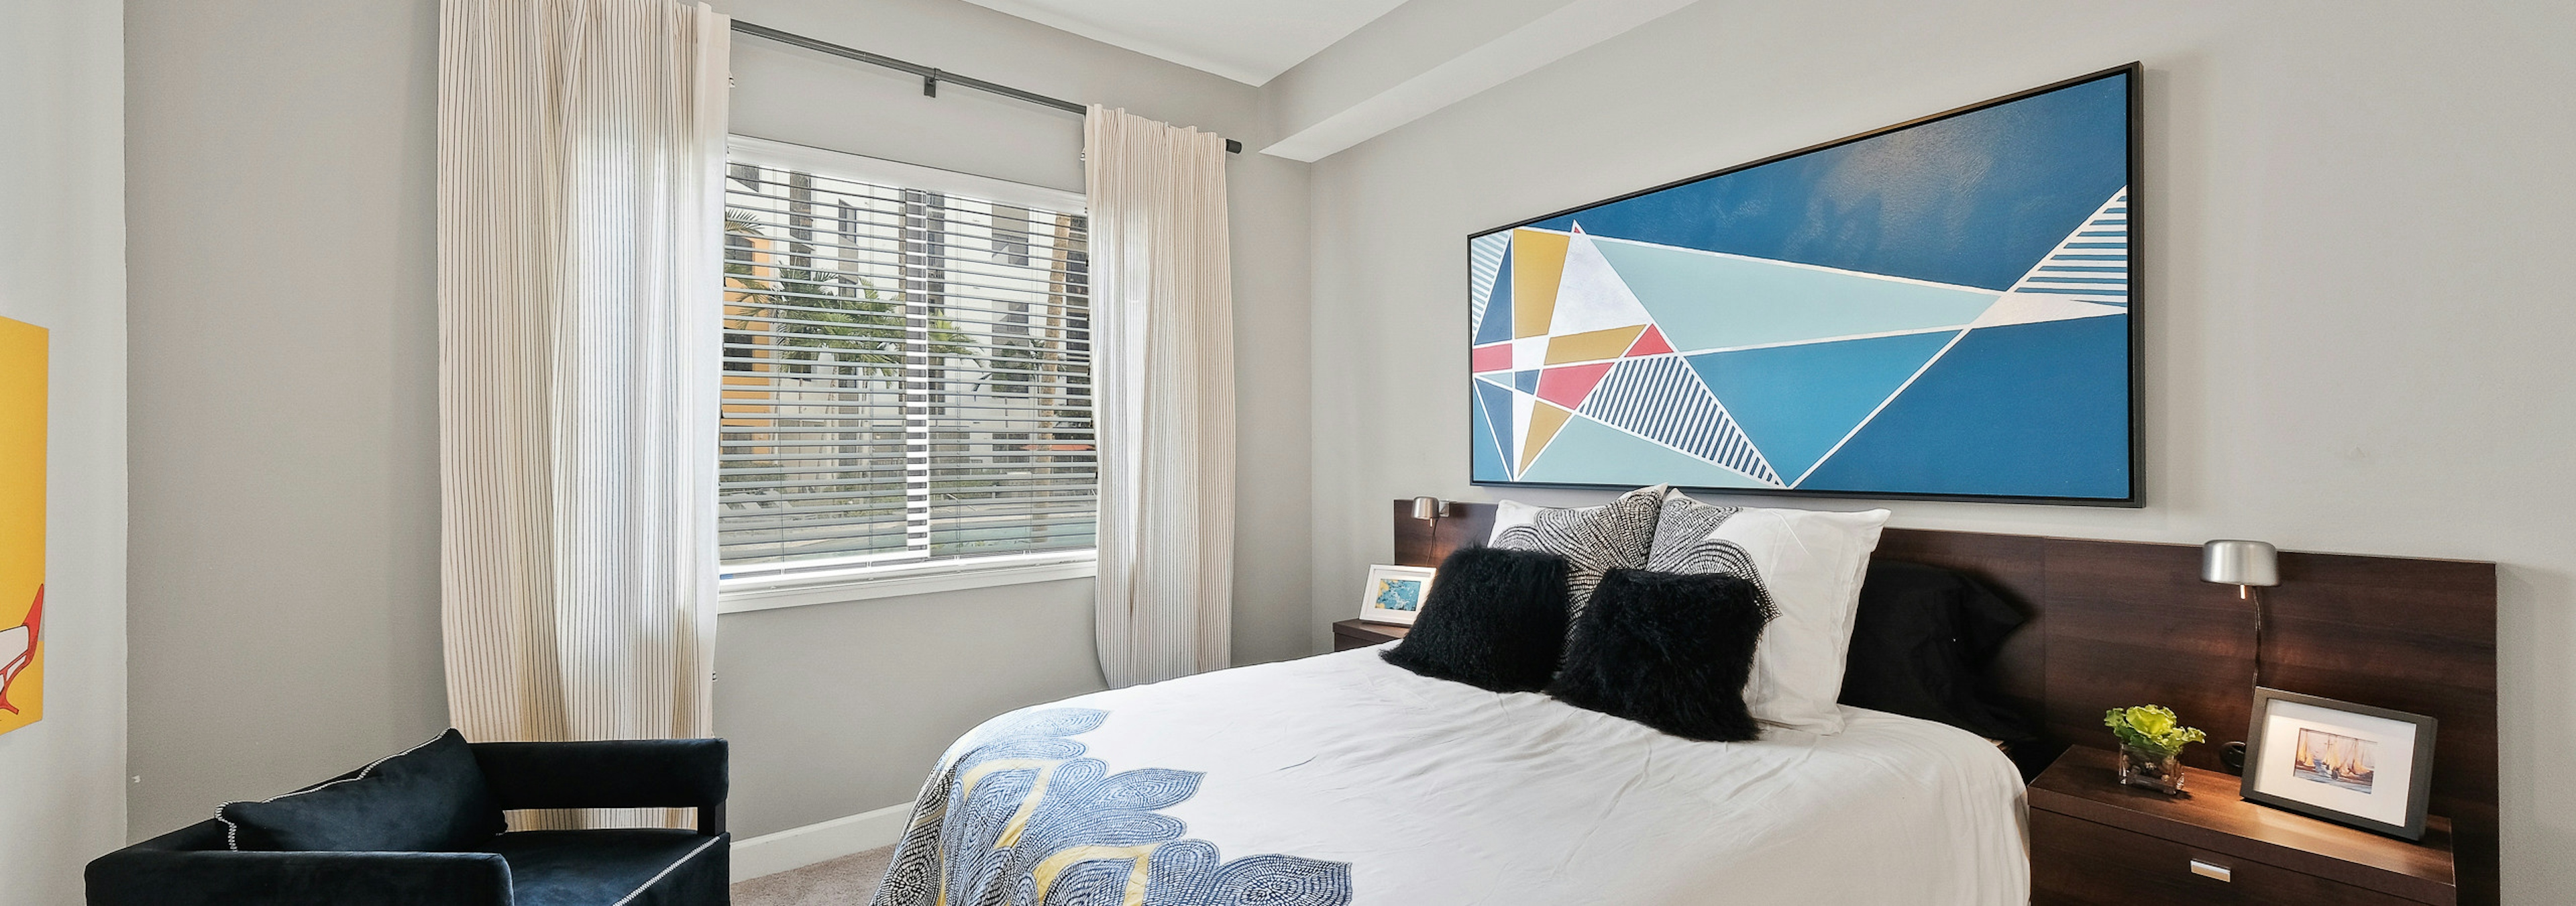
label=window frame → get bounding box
[715,136,1097,611]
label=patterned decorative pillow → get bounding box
[1646,494,1771,612]
[1647,489,1890,735]
[1487,485,1665,619]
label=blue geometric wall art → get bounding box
[1468,65,2139,504]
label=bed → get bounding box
[867,644,2029,906]
[863,501,2503,905]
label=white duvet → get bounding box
[871,646,2029,906]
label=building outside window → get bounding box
[717,138,1095,589]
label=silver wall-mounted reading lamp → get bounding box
[1410,495,1450,523]
[2202,539,2280,772]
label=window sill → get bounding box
[716,550,1099,615]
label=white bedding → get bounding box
[871,645,2029,905]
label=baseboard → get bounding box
[729,801,912,883]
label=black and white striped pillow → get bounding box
[1488,485,1665,620]
[1645,490,1778,621]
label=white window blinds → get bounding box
[719,138,1095,577]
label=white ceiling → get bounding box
[956,0,1412,86]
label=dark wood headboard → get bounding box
[1392,499,2500,905]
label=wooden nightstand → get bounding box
[1330,619,1407,652]
[2030,746,2455,905]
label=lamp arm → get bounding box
[2249,585,2265,690]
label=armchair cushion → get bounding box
[484,829,729,906]
[216,729,505,852]
[87,821,513,906]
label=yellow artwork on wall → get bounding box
[0,315,44,736]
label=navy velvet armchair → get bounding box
[87,733,730,905]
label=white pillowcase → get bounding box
[1648,490,1889,735]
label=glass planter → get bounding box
[2117,744,2186,795]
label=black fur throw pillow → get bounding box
[1380,546,1571,693]
[1548,568,1769,742]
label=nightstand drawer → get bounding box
[2028,747,2455,905]
[1331,619,1406,652]
[2033,809,2422,906]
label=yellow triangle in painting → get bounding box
[1510,229,1568,340]
[1544,325,1646,365]
[1518,401,1573,474]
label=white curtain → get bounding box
[435,0,727,782]
[1086,106,1237,688]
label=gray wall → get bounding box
[0,1,129,902]
[121,0,1312,841]
[708,0,1313,836]
[124,0,448,838]
[1303,1,2576,901]
[714,579,1104,833]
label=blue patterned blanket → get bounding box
[868,708,1353,906]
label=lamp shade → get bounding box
[1411,496,1442,521]
[2201,540,2279,587]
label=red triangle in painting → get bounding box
[1535,362,1615,409]
[1625,324,1674,357]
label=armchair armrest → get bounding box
[87,846,511,906]
[470,738,729,834]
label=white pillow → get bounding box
[1487,485,1666,619]
[1648,490,1889,735]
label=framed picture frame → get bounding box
[1464,64,2140,505]
[1359,564,1438,625]
[2239,687,2438,840]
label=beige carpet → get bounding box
[732,846,894,906]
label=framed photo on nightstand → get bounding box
[1359,564,1437,625]
[2240,687,2439,840]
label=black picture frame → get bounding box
[2239,687,2440,840]
[1464,62,2143,507]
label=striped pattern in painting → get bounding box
[1578,356,1780,486]
[2010,189,2128,306]
[1468,232,1509,337]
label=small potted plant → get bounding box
[2104,705,2206,795]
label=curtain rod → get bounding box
[731,19,1243,155]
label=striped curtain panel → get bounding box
[1086,107,1237,688]
[435,0,728,825]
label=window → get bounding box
[718,138,1094,582]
